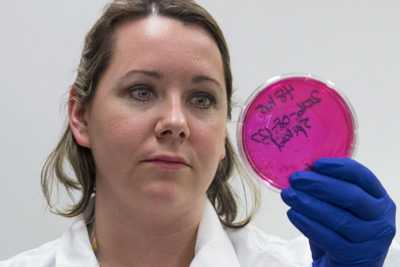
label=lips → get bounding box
[143,155,190,167]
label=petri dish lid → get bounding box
[237,74,357,191]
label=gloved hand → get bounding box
[281,158,396,267]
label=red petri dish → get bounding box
[237,74,357,191]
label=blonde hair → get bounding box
[41,0,260,228]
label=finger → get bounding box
[312,158,386,198]
[309,240,325,261]
[289,171,387,220]
[281,187,388,242]
[287,209,387,264]
[286,209,350,259]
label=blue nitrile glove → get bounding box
[281,158,396,267]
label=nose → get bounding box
[155,95,190,142]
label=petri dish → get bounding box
[237,74,357,191]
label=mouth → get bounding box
[142,159,188,170]
[143,154,190,167]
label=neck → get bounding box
[92,189,205,267]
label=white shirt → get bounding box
[1,200,399,267]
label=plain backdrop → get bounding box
[1,0,399,259]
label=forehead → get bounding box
[109,15,224,79]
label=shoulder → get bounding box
[0,239,59,267]
[0,217,97,267]
[225,223,312,267]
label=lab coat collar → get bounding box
[55,218,99,267]
[55,200,241,267]
[190,200,241,267]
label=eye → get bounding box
[189,92,216,109]
[128,85,155,102]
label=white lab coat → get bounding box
[1,200,399,267]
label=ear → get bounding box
[68,87,91,148]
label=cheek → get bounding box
[88,113,150,173]
[192,118,226,166]
[190,122,226,193]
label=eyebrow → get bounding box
[120,70,161,80]
[118,69,223,88]
[192,75,222,88]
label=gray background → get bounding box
[1,0,399,259]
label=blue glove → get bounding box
[281,158,396,267]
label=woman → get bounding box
[1,0,398,266]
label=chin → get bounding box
[141,182,185,204]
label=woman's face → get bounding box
[71,16,227,212]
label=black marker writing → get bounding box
[251,116,311,151]
[274,84,295,103]
[255,84,296,114]
[296,89,321,117]
[256,95,276,114]
[251,89,321,151]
